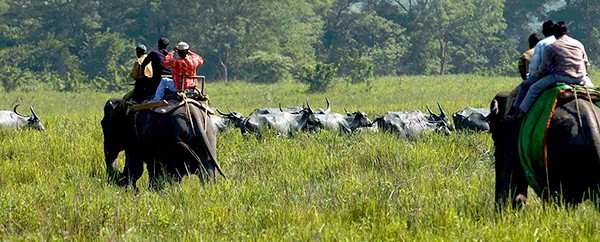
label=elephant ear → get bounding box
[108,100,120,110]
[485,99,499,122]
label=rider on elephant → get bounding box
[152,41,204,101]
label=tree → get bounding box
[166,0,321,82]
[317,0,408,77]
[388,0,509,75]
[549,0,600,64]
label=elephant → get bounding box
[101,98,225,189]
[487,89,600,208]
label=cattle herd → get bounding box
[7,96,600,206]
[0,100,490,137]
[209,98,491,138]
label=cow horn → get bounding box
[30,106,39,120]
[324,97,331,113]
[426,105,435,116]
[427,106,441,120]
[345,108,352,116]
[437,102,447,118]
[13,104,24,117]
[279,103,284,112]
[216,108,227,116]
[305,100,314,113]
[227,108,237,116]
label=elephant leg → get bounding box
[149,153,174,190]
[104,150,122,184]
[120,150,144,189]
[201,158,217,183]
[507,121,528,206]
[495,120,528,210]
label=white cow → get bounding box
[0,105,44,130]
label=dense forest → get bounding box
[0,0,598,92]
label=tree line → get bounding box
[0,0,598,92]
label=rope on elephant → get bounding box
[181,93,196,136]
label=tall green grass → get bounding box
[0,75,599,240]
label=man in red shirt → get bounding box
[153,41,204,100]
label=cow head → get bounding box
[216,108,246,129]
[307,97,331,114]
[345,109,374,130]
[452,107,490,131]
[13,104,44,130]
[305,98,333,130]
[425,103,455,134]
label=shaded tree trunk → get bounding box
[220,59,228,82]
[438,37,448,75]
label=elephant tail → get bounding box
[178,139,227,179]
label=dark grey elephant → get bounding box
[101,98,225,189]
[487,90,600,207]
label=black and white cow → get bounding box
[213,109,245,132]
[0,105,44,130]
[452,107,490,131]
[373,103,454,139]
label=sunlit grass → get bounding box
[0,75,598,240]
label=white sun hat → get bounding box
[176,42,190,50]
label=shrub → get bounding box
[239,51,293,83]
[346,58,373,84]
[298,63,337,93]
[0,66,36,92]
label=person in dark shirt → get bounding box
[140,37,173,99]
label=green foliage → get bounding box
[298,62,337,92]
[1,76,600,240]
[169,0,321,81]
[549,0,600,63]
[345,57,374,92]
[0,66,31,92]
[347,57,374,84]
[80,30,132,92]
[239,51,293,83]
[318,2,408,77]
[1,0,599,88]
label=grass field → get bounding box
[0,74,599,240]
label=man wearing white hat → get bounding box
[153,41,204,101]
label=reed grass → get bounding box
[0,74,598,240]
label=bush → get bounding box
[239,51,293,83]
[298,63,337,93]
[0,66,36,92]
[347,57,374,84]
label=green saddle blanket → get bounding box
[518,84,600,192]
